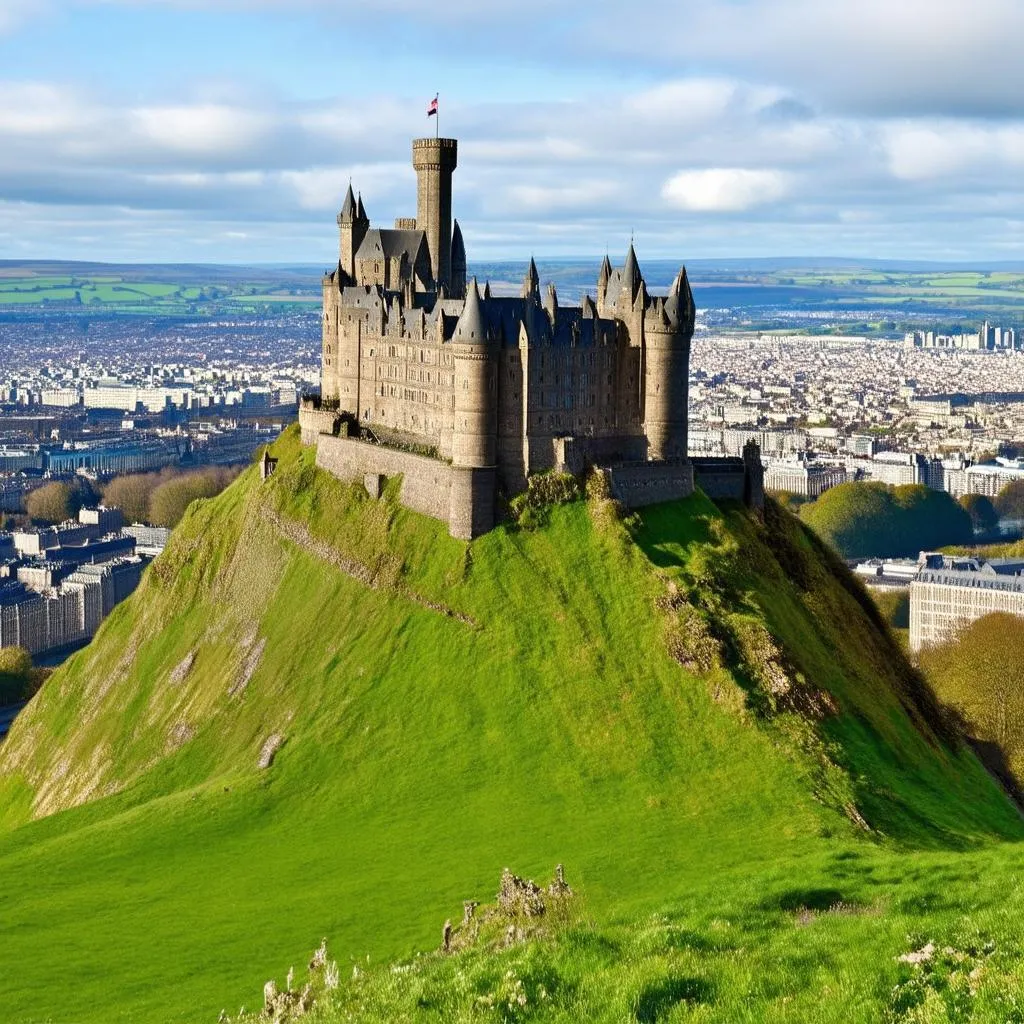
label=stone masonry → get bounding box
[300,133,762,538]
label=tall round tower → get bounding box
[412,137,458,290]
[451,279,497,468]
[644,267,695,460]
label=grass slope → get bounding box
[0,427,1019,1023]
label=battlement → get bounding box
[412,137,458,153]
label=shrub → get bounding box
[25,482,73,524]
[800,481,973,558]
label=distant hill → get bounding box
[0,429,1021,1022]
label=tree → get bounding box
[919,612,1024,784]
[102,473,159,525]
[148,468,237,528]
[995,480,1024,521]
[25,482,73,524]
[959,493,999,533]
[0,646,33,705]
[799,481,972,559]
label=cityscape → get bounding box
[4,1,1024,1022]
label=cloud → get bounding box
[884,122,1024,181]
[661,169,791,212]
[0,0,46,34]
[130,105,274,155]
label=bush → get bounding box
[799,482,973,558]
[510,472,581,529]
[959,493,999,532]
[148,468,239,528]
[995,479,1024,521]
[919,613,1024,786]
[0,646,34,705]
[25,482,73,524]
[102,473,160,524]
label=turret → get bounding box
[451,279,498,468]
[543,282,558,328]
[643,266,694,460]
[337,184,369,280]
[597,253,612,305]
[521,257,540,303]
[412,137,458,289]
[450,219,467,299]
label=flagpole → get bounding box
[436,93,439,139]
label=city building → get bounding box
[909,554,1024,651]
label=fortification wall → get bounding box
[606,460,694,508]
[315,435,495,539]
[299,405,340,446]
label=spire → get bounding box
[663,266,694,331]
[338,183,356,223]
[622,243,642,300]
[356,193,367,222]
[454,278,487,342]
[451,219,466,270]
[521,257,540,301]
[598,253,612,287]
[483,280,491,300]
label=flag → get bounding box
[427,95,438,117]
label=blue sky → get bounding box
[2,0,1024,263]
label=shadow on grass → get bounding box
[635,976,715,1021]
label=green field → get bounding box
[1,429,1024,1022]
[0,263,321,314]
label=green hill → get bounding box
[0,426,1021,1024]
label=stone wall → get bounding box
[692,458,748,502]
[605,460,694,508]
[315,434,495,539]
[299,404,341,446]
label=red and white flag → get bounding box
[427,95,438,117]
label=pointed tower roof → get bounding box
[338,183,356,222]
[356,193,367,222]
[454,278,487,343]
[598,253,612,285]
[621,243,642,299]
[451,219,466,269]
[521,257,540,301]
[663,266,692,327]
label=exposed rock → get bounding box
[168,650,196,687]
[258,733,285,770]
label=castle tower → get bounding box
[450,219,467,299]
[337,184,368,280]
[643,267,695,460]
[412,137,458,289]
[451,278,497,468]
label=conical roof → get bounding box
[663,267,693,330]
[521,257,540,300]
[451,219,466,270]
[339,183,356,221]
[356,193,367,221]
[622,243,642,298]
[453,278,487,342]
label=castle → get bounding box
[300,135,762,538]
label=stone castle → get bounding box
[299,135,762,538]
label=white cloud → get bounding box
[885,122,1024,181]
[130,104,273,155]
[661,169,791,212]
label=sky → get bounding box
[1,0,1024,264]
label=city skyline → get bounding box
[1,0,1024,263]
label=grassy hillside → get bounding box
[0,426,1020,1024]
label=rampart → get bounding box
[692,455,765,509]
[315,434,494,540]
[605,460,695,508]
